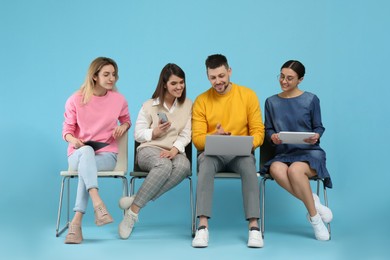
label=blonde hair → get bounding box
[79,57,119,104]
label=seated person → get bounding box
[261,60,333,241]
[192,54,265,248]
[62,57,131,244]
[118,63,192,239]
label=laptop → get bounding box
[204,135,254,156]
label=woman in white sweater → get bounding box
[118,63,192,239]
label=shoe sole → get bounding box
[65,239,82,244]
[248,244,264,248]
[95,217,113,226]
[192,244,208,248]
[248,240,264,248]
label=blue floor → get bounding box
[1,182,389,260]
[4,217,388,260]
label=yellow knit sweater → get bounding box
[192,83,264,151]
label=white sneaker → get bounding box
[307,213,330,241]
[192,226,209,248]
[118,209,138,239]
[312,193,333,223]
[119,196,135,210]
[247,228,264,248]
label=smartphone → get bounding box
[157,112,168,123]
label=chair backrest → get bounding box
[133,141,193,171]
[259,137,275,170]
[114,131,128,172]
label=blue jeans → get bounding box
[68,146,117,213]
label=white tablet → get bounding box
[278,131,316,144]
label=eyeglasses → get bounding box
[277,74,297,82]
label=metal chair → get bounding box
[56,132,129,237]
[129,141,194,236]
[259,138,331,238]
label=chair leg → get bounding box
[56,176,71,237]
[130,177,136,196]
[322,181,331,238]
[260,177,266,238]
[193,190,198,237]
[188,176,195,237]
[316,179,320,196]
[120,176,129,197]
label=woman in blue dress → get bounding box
[262,60,333,241]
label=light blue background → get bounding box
[1,0,389,259]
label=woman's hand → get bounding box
[304,133,320,145]
[160,147,179,159]
[152,120,171,139]
[113,124,129,139]
[65,134,84,149]
[271,133,282,145]
[271,134,282,144]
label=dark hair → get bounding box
[151,63,186,105]
[205,54,229,70]
[281,60,305,79]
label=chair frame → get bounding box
[259,138,331,238]
[129,141,194,237]
[55,132,129,237]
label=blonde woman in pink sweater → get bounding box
[62,57,131,244]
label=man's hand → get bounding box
[214,123,231,135]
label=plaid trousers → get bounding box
[133,146,190,208]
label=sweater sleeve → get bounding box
[311,95,325,137]
[134,105,153,143]
[264,98,276,141]
[118,98,131,127]
[173,99,192,153]
[62,95,77,140]
[191,95,208,151]
[247,89,265,148]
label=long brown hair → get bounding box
[151,63,186,105]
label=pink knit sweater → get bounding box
[62,90,131,156]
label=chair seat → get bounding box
[130,171,149,177]
[130,170,192,178]
[259,173,272,178]
[60,170,127,177]
[260,172,321,181]
[215,172,261,178]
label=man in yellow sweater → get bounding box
[192,54,265,248]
